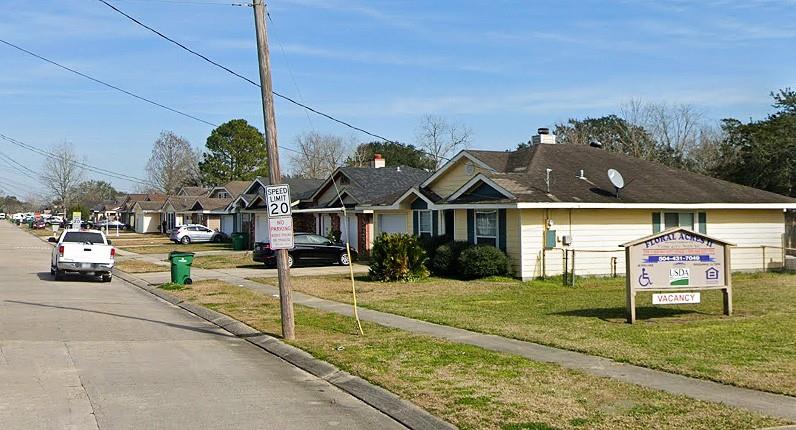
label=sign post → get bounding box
[265,184,294,250]
[623,228,733,323]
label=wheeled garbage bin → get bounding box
[168,251,195,285]
[231,232,248,251]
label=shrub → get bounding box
[458,245,511,279]
[418,234,450,263]
[431,241,470,276]
[369,233,429,282]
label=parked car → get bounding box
[0,213,6,220]
[169,224,227,244]
[32,219,47,229]
[94,220,126,230]
[47,216,64,225]
[49,229,115,282]
[253,232,357,268]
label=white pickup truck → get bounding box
[49,229,115,282]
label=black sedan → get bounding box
[253,232,357,268]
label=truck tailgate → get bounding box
[61,243,114,264]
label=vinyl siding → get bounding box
[518,208,786,277]
[429,158,489,198]
[706,209,785,270]
[505,209,522,276]
[453,209,467,241]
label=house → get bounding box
[132,200,165,233]
[117,193,167,231]
[176,186,210,197]
[185,197,234,233]
[297,158,431,254]
[160,196,197,232]
[408,129,796,279]
[236,176,324,247]
[91,199,123,222]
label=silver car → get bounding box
[169,224,226,244]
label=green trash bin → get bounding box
[231,232,248,251]
[27,220,34,229]
[168,251,195,285]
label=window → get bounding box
[475,210,497,246]
[653,212,706,234]
[417,210,432,236]
[62,232,105,244]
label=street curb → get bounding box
[113,269,456,430]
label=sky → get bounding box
[1,0,795,196]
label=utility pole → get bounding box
[252,0,295,340]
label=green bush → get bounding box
[369,233,429,282]
[431,241,470,276]
[418,234,449,262]
[458,245,511,279]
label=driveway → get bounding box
[0,222,404,429]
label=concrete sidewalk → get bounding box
[124,266,796,422]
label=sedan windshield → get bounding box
[62,232,105,244]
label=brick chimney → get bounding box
[371,153,386,168]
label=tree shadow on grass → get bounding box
[552,306,702,322]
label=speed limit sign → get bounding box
[265,184,292,218]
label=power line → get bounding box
[114,0,249,6]
[96,0,405,146]
[0,150,40,178]
[0,133,155,186]
[0,38,301,156]
[0,39,217,128]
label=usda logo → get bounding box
[669,267,690,286]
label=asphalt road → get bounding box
[0,222,405,430]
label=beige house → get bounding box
[409,131,796,279]
[132,201,163,234]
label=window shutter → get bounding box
[498,209,507,253]
[652,212,661,233]
[466,209,475,244]
[413,211,419,236]
[432,211,438,236]
[698,212,707,234]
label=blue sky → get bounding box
[1,0,794,195]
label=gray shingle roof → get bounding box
[449,145,796,204]
[323,166,431,206]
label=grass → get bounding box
[252,272,796,396]
[116,241,233,254]
[115,259,169,273]
[163,280,786,430]
[191,252,259,269]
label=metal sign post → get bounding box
[623,228,733,324]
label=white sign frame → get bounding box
[265,184,292,218]
[268,216,294,250]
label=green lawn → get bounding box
[117,241,233,254]
[115,259,169,273]
[254,272,796,396]
[191,253,259,269]
[167,280,785,430]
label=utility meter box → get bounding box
[545,230,556,249]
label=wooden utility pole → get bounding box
[252,0,295,340]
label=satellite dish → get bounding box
[607,169,625,189]
[607,169,625,198]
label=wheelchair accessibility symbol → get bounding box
[638,267,653,287]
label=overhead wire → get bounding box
[113,0,249,6]
[0,133,156,186]
[0,38,302,156]
[96,0,409,148]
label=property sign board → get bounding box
[265,184,292,218]
[268,216,294,250]
[72,211,82,221]
[623,228,733,323]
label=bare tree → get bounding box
[416,115,472,168]
[619,99,659,160]
[290,132,348,179]
[40,142,85,212]
[146,131,200,194]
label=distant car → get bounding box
[0,213,6,220]
[47,216,64,225]
[253,232,357,268]
[32,219,47,229]
[169,224,227,244]
[94,220,126,230]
